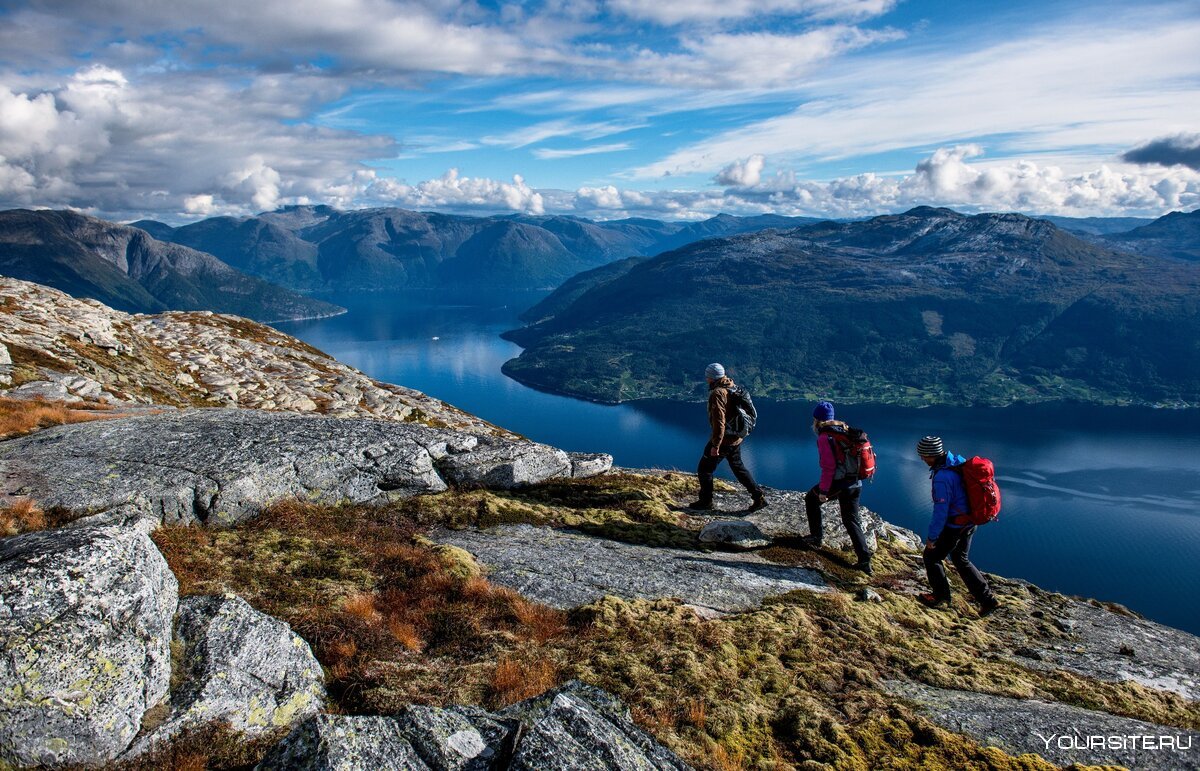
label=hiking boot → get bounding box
[801,535,823,549]
[687,499,714,510]
[917,592,949,609]
[747,494,768,512]
[978,597,1001,617]
[853,559,873,576]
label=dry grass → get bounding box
[489,656,560,706]
[0,497,45,537]
[0,396,114,439]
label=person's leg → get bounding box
[837,484,870,565]
[922,530,957,603]
[804,485,824,543]
[723,443,764,501]
[693,441,720,506]
[949,527,995,604]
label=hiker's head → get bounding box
[704,362,725,382]
[812,401,835,422]
[917,435,946,466]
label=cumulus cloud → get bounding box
[367,169,546,215]
[1122,133,1200,171]
[715,154,765,187]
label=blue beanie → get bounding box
[704,362,725,379]
[812,401,835,421]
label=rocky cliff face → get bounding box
[0,278,1197,770]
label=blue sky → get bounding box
[0,0,1197,221]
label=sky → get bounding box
[0,0,1198,223]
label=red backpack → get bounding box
[954,456,1002,525]
[826,427,877,481]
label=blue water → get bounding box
[277,291,1200,635]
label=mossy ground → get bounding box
[145,472,1199,769]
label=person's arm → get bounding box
[817,434,836,495]
[927,473,951,543]
[708,389,727,447]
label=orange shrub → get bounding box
[489,656,559,707]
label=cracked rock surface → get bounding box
[889,680,1200,770]
[256,681,690,771]
[436,524,828,613]
[0,409,591,525]
[124,595,325,759]
[0,522,177,768]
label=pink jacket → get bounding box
[817,432,837,494]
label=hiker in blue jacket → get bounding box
[916,435,998,615]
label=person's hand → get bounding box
[708,445,720,457]
[924,541,937,552]
[817,493,829,503]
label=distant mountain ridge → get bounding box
[136,206,822,292]
[1096,208,1200,261]
[0,209,343,322]
[502,207,1200,406]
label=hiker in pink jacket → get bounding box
[803,401,872,575]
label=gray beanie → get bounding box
[704,362,725,379]
[917,436,945,457]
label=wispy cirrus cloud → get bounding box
[532,143,632,159]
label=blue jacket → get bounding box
[928,452,969,541]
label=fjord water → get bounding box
[277,291,1200,634]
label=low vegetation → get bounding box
[0,396,115,440]
[148,472,1200,769]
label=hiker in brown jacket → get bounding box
[689,362,767,512]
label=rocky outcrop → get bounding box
[256,682,689,771]
[0,523,177,768]
[436,524,828,614]
[501,681,690,770]
[124,595,325,758]
[0,276,505,435]
[0,409,595,525]
[697,520,770,550]
[255,714,431,770]
[890,680,1200,770]
[994,580,1200,702]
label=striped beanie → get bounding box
[916,436,945,458]
[704,362,725,379]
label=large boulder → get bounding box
[0,523,178,768]
[0,409,588,526]
[255,714,431,770]
[500,681,690,770]
[124,595,325,758]
[393,704,515,770]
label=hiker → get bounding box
[803,401,872,575]
[916,435,999,615]
[690,363,767,512]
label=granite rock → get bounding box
[0,523,177,768]
[436,524,827,613]
[697,520,771,550]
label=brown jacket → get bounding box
[707,376,742,447]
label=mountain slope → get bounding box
[502,208,1200,405]
[1100,208,1200,261]
[144,206,821,292]
[0,210,343,321]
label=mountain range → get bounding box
[135,207,821,292]
[0,210,342,322]
[502,207,1200,406]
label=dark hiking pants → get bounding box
[697,441,762,501]
[804,482,870,563]
[923,525,994,604]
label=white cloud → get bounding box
[631,11,1200,177]
[367,169,546,215]
[627,25,902,89]
[606,0,896,25]
[533,143,630,159]
[715,154,765,187]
